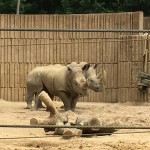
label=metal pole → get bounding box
[16,0,21,14]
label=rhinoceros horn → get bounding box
[97,70,107,84]
[93,64,98,69]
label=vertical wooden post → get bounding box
[16,0,21,14]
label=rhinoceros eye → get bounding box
[75,81,78,86]
[90,78,94,82]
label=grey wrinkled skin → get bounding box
[25,64,89,111]
[69,62,106,92]
[64,62,106,109]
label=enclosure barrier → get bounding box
[1,124,150,129]
[0,28,150,32]
[0,12,150,103]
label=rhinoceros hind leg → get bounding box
[38,101,45,108]
[32,100,40,111]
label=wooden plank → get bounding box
[40,39,44,64]
[74,39,79,62]
[12,39,18,63]
[30,39,36,63]
[45,39,50,63]
[0,15,5,38]
[63,39,67,64]
[0,63,4,87]
[14,63,19,88]
[14,15,21,38]
[53,40,57,64]
[57,15,64,40]
[8,15,15,38]
[7,39,13,63]
[56,39,61,63]
[144,17,150,29]
[48,15,53,39]
[105,13,110,39]
[10,39,15,63]
[49,39,54,64]
[34,15,42,38]
[42,15,47,39]
[19,87,24,102]
[1,88,5,100]
[36,39,41,63]
[18,39,24,63]
[53,15,57,40]
[0,39,5,63]
[19,63,25,88]
[25,39,31,63]
[7,87,11,101]
[14,88,19,102]
[10,63,15,88]
[4,15,8,39]
[4,63,8,88]
[20,15,25,39]
[132,11,143,31]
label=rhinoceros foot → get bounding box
[60,105,71,111]
[26,104,32,109]
[38,104,45,108]
[60,105,76,111]
[71,108,76,112]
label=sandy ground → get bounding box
[1,99,150,150]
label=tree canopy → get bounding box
[0,0,149,16]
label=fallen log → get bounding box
[30,91,117,137]
[54,127,82,139]
[30,91,68,132]
[30,117,57,125]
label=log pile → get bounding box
[30,91,117,138]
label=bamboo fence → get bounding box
[1,11,150,103]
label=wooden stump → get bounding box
[30,117,57,125]
[30,91,117,138]
[38,91,58,116]
[54,128,82,139]
[30,91,68,132]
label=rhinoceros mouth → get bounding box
[79,88,88,96]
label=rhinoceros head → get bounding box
[85,64,107,92]
[67,63,90,96]
[68,62,106,92]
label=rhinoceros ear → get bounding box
[93,64,98,69]
[82,64,90,71]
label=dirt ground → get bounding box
[1,99,150,150]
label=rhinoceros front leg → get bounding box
[58,92,71,111]
[70,96,79,111]
[32,94,41,110]
[25,92,34,109]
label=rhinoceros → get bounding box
[69,62,106,92]
[25,64,90,111]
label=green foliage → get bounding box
[0,0,17,13]
[0,0,149,16]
